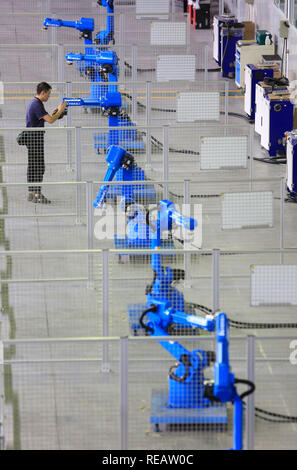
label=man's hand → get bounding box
[58,101,67,112]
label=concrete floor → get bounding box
[0,0,297,451]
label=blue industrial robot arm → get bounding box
[65,51,118,76]
[96,0,114,45]
[63,91,121,110]
[43,17,95,41]
[141,302,252,450]
[93,145,135,208]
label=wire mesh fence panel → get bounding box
[253,337,297,450]
[0,252,102,340]
[108,251,195,337]
[0,0,47,13]
[147,80,229,127]
[1,83,66,125]
[0,182,87,250]
[219,251,297,338]
[126,336,246,450]
[0,45,58,82]
[0,127,75,183]
[166,125,252,180]
[0,13,59,44]
[3,339,120,449]
[189,178,283,251]
[284,187,297,249]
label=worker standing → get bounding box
[26,82,67,203]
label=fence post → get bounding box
[163,125,169,199]
[131,45,137,123]
[118,14,125,83]
[212,248,220,313]
[57,44,65,99]
[0,341,4,450]
[120,336,129,450]
[184,179,191,287]
[66,81,73,171]
[75,127,82,225]
[102,249,110,373]
[249,125,254,188]
[204,44,208,84]
[145,81,152,170]
[280,177,285,264]
[246,335,255,450]
[224,81,229,125]
[86,182,94,290]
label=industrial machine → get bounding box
[286,131,297,202]
[92,144,155,205]
[94,145,255,447]
[220,22,245,78]
[192,1,210,30]
[129,199,254,447]
[43,1,114,47]
[213,15,245,78]
[144,304,254,450]
[254,78,293,157]
[244,64,274,121]
[93,146,174,251]
[235,39,275,88]
[43,1,115,101]
[213,14,237,66]
[63,51,144,152]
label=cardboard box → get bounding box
[242,21,255,40]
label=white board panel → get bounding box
[151,22,186,45]
[251,265,297,305]
[136,0,170,18]
[200,136,248,170]
[157,55,196,82]
[177,92,220,121]
[221,191,273,229]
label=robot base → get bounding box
[114,237,175,263]
[114,235,175,250]
[127,303,198,336]
[150,389,228,433]
[93,132,145,153]
[103,184,156,204]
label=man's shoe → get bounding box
[29,193,51,204]
[36,193,51,204]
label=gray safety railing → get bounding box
[0,176,290,252]
[0,122,253,181]
[1,79,230,126]
[0,333,297,449]
[1,248,297,339]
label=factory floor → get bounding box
[0,1,296,451]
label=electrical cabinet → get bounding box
[235,41,275,88]
[286,131,297,197]
[244,64,274,120]
[193,3,210,30]
[213,14,236,65]
[256,91,294,156]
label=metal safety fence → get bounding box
[0,37,212,81]
[1,80,230,126]
[0,122,254,181]
[0,334,296,450]
[0,248,297,340]
[0,177,292,251]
